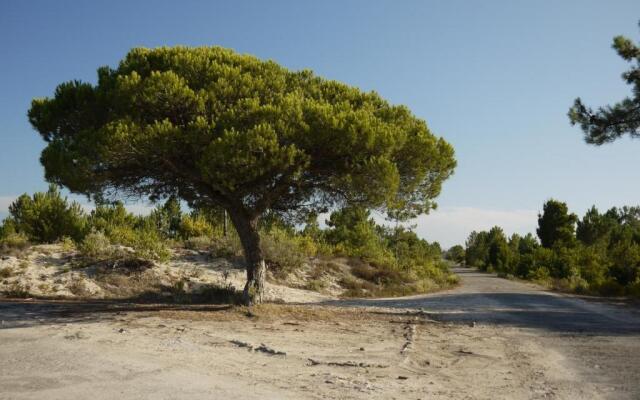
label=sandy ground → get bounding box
[1,268,639,399]
[0,244,331,303]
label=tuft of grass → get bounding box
[184,235,213,251]
[3,282,30,298]
[59,236,76,252]
[68,277,92,297]
[0,266,13,278]
[305,279,327,292]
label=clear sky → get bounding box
[1,0,640,247]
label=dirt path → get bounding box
[0,268,638,399]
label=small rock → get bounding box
[359,347,365,351]
[118,328,126,334]
[397,375,409,380]
[469,321,476,328]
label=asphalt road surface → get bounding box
[339,267,640,334]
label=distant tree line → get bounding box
[463,199,640,297]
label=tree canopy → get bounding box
[568,21,640,144]
[28,46,456,303]
[536,199,578,249]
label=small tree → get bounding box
[446,245,465,264]
[576,206,617,246]
[8,184,87,243]
[568,21,640,144]
[487,226,509,271]
[465,230,490,268]
[28,47,456,304]
[149,195,183,238]
[536,199,578,249]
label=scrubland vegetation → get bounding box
[462,199,640,297]
[0,185,456,300]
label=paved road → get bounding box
[339,267,640,335]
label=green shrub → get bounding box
[597,279,626,297]
[7,185,87,243]
[79,231,112,259]
[179,214,214,238]
[528,266,551,283]
[59,236,76,252]
[627,278,640,297]
[305,279,327,292]
[184,235,213,251]
[131,229,171,262]
[260,227,309,276]
[0,232,30,254]
[350,259,405,285]
[88,202,138,238]
[210,235,243,258]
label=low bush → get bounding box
[305,279,327,292]
[7,185,87,243]
[184,235,213,251]
[79,231,112,260]
[210,235,243,259]
[179,214,214,239]
[0,232,30,255]
[261,227,310,277]
[131,229,171,262]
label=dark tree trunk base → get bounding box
[243,259,266,305]
[227,208,267,305]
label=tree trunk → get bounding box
[227,209,265,305]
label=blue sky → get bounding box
[1,0,640,247]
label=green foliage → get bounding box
[487,226,510,273]
[79,230,112,260]
[29,46,455,220]
[465,231,489,269]
[322,206,454,296]
[7,185,87,242]
[0,231,30,253]
[29,46,456,301]
[184,235,214,251]
[325,206,389,261]
[131,228,171,262]
[178,213,214,239]
[465,200,640,297]
[148,196,183,238]
[536,199,578,249]
[446,245,465,263]
[260,226,315,277]
[569,21,640,144]
[576,206,616,246]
